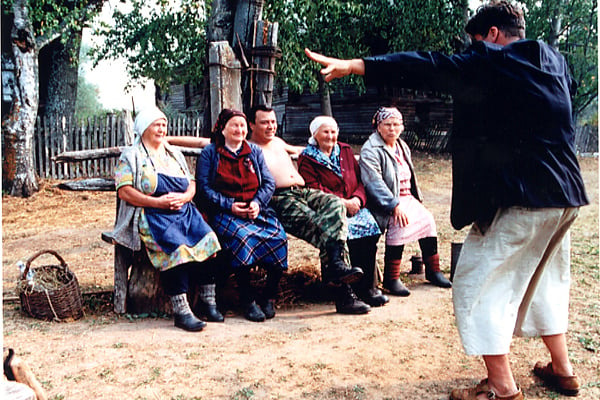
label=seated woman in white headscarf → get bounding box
[109,106,221,331]
[360,106,452,296]
[298,115,389,307]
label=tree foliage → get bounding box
[265,0,469,94]
[91,0,595,115]
[521,0,597,119]
[91,0,208,93]
[2,0,102,50]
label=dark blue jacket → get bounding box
[195,142,276,215]
[364,39,588,229]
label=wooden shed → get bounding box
[274,85,453,147]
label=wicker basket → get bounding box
[18,250,84,321]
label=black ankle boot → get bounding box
[244,301,266,322]
[197,302,224,322]
[335,284,371,315]
[324,241,363,286]
[260,299,276,319]
[174,313,206,332]
[357,287,390,307]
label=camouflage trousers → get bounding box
[269,187,351,269]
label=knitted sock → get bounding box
[170,294,192,315]
[199,284,217,306]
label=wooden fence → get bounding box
[34,113,598,180]
[34,113,204,180]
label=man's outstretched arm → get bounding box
[304,48,365,82]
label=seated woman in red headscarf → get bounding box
[297,116,389,307]
[195,109,288,322]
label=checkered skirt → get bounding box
[211,210,288,270]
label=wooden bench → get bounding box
[101,226,171,315]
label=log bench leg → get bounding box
[113,244,132,314]
[106,237,212,315]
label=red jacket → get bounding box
[297,142,367,207]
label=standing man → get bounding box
[306,1,588,399]
[247,104,372,315]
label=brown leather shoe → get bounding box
[450,379,524,400]
[533,361,580,396]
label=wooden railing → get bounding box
[34,113,204,180]
[34,113,598,181]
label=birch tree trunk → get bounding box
[2,0,39,197]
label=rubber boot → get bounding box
[335,284,371,314]
[260,266,282,319]
[323,240,363,286]
[350,236,389,307]
[196,283,224,322]
[171,294,206,332]
[383,259,410,297]
[423,254,452,288]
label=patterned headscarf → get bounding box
[372,107,403,129]
[211,108,247,146]
[134,106,167,136]
[308,115,338,145]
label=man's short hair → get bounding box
[465,0,526,40]
[248,104,275,124]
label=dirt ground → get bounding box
[2,154,599,400]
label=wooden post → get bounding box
[233,0,264,49]
[208,41,243,127]
[250,20,280,107]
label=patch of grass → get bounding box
[98,368,114,381]
[185,351,201,359]
[63,373,87,383]
[231,386,255,400]
[577,333,599,352]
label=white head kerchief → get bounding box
[308,116,338,145]
[134,107,167,136]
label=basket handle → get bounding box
[21,249,68,281]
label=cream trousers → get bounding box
[453,207,579,355]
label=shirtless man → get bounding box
[169,106,370,315]
[246,105,370,315]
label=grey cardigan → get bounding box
[359,132,423,232]
[106,139,192,251]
